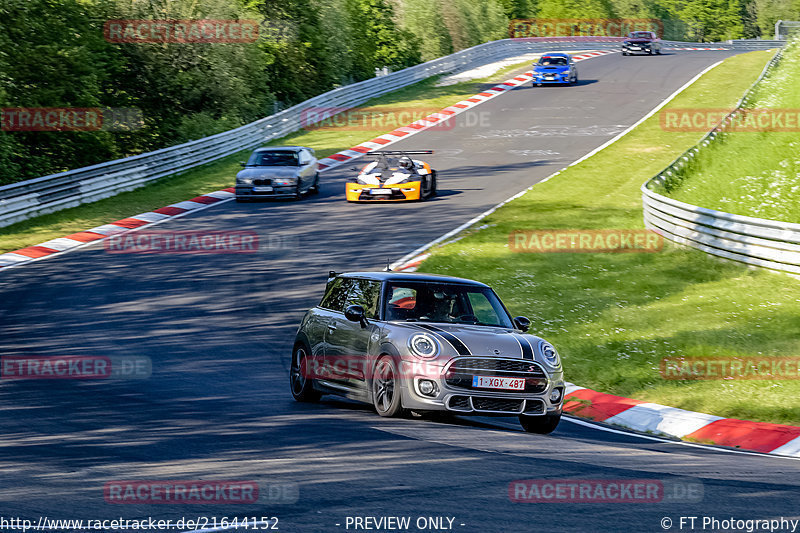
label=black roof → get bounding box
[252,146,307,152]
[336,271,489,287]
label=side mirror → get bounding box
[239,161,247,167]
[513,316,530,332]
[345,304,368,328]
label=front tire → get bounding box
[290,344,321,402]
[519,412,561,434]
[372,355,405,417]
[310,173,320,194]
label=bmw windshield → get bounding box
[246,150,299,166]
[384,282,514,328]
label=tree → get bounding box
[535,0,617,18]
[0,0,120,183]
[678,0,745,41]
[398,0,454,60]
[346,0,421,74]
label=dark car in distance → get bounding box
[622,31,662,55]
[290,271,566,434]
[235,146,319,201]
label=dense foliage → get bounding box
[0,0,795,184]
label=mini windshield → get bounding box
[384,282,514,328]
[537,56,568,66]
[247,150,299,166]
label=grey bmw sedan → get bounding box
[235,146,319,200]
[290,271,566,433]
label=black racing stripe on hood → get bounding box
[403,323,459,354]
[510,333,534,360]
[414,324,472,356]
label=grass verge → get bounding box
[666,41,800,223]
[415,49,800,425]
[0,56,546,254]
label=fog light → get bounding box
[550,387,563,403]
[418,379,438,397]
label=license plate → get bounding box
[630,47,641,50]
[472,375,525,390]
[253,186,273,192]
[370,189,391,195]
[545,76,554,80]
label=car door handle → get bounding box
[327,324,337,331]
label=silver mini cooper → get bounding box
[290,271,565,433]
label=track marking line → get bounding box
[391,60,723,269]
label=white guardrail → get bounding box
[642,48,800,276]
[0,38,782,229]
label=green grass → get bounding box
[666,42,800,223]
[415,49,800,425]
[0,57,543,253]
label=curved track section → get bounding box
[3,51,798,531]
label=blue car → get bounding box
[532,53,578,86]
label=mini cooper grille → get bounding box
[448,396,471,411]
[524,399,546,414]
[445,358,548,393]
[472,397,524,413]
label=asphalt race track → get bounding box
[3,50,799,532]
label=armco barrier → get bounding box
[642,48,800,275]
[0,38,780,228]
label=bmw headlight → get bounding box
[273,177,297,186]
[408,333,439,359]
[238,177,253,185]
[538,340,560,368]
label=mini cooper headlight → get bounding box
[409,333,439,358]
[538,340,560,368]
